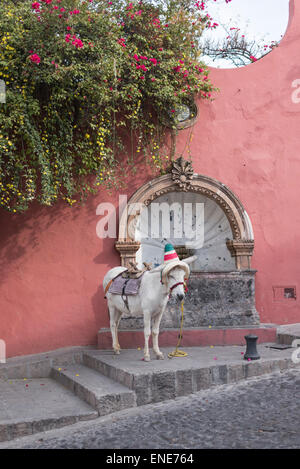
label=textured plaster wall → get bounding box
[0,0,299,357]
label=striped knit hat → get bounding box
[161,243,190,284]
[163,243,180,264]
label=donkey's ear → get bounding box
[182,255,197,265]
[148,264,164,273]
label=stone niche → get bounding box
[115,157,259,328]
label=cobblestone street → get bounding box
[2,368,299,449]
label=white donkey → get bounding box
[103,254,196,361]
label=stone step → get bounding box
[83,345,300,406]
[50,364,136,416]
[277,323,300,345]
[0,377,98,443]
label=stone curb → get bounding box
[277,323,300,345]
[0,412,98,443]
[0,346,93,380]
[83,351,299,406]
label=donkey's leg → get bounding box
[152,311,164,360]
[109,304,121,354]
[143,311,151,362]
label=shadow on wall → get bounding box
[91,196,123,324]
[91,234,120,320]
[0,200,82,286]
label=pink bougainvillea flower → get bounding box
[118,38,126,47]
[32,2,40,10]
[29,53,41,64]
[65,33,71,43]
[72,38,83,48]
[149,58,157,65]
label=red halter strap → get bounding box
[169,281,185,293]
[168,279,188,297]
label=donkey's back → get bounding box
[103,266,128,293]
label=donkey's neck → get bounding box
[147,270,169,296]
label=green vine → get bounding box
[0,0,217,212]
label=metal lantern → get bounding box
[244,334,260,360]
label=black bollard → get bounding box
[244,334,260,360]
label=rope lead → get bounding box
[168,301,188,359]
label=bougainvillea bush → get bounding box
[0,0,217,212]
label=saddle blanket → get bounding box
[108,272,145,296]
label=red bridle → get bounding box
[168,279,188,297]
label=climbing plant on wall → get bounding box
[0,0,220,212]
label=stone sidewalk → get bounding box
[1,368,299,449]
[0,324,300,444]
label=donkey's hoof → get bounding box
[114,349,120,355]
[144,355,151,362]
[156,353,164,360]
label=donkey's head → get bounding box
[165,265,187,302]
[149,255,197,302]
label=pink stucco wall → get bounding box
[1,0,299,358]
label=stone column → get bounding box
[115,241,141,268]
[226,239,254,270]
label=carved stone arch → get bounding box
[116,158,254,270]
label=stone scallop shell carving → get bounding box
[171,156,194,191]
